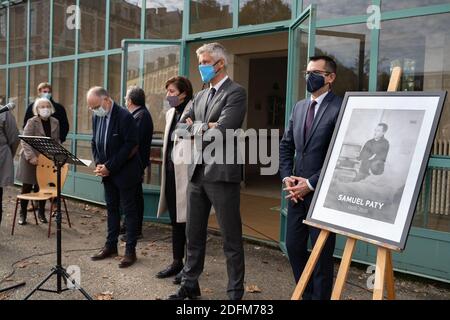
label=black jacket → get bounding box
[24,99,70,143]
[131,106,153,168]
[91,102,143,189]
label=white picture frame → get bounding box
[306,92,447,250]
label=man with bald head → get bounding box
[87,87,143,268]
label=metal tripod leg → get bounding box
[60,268,93,300]
[24,268,57,300]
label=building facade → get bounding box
[1,0,450,282]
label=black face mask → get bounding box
[306,72,326,93]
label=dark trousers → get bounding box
[165,167,186,262]
[136,183,144,234]
[0,187,3,224]
[21,184,45,216]
[104,180,139,255]
[286,199,336,300]
[183,166,245,300]
[121,182,144,235]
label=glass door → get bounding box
[279,5,316,252]
[121,40,184,187]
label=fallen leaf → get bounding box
[246,285,261,293]
[203,288,213,294]
[95,291,114,300]
[81,215,92,218]
[0,293,10,300]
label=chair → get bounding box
[12,154,71,237]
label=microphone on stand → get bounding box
[0,102,16,114]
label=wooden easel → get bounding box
[291,67,403,301]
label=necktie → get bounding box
[98,117,107,157]
[304,100,317,141]
[204,88,216,118]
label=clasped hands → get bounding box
[186,117,217,130]
[94,164,110,177]
[284,176,312,203]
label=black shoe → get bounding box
[167,285,201,300]
[18,213,27,225]
[173,271,183,285]
[38,213,48,224]
[119,233,143,242]
[156,262,183,279]
[119,224,126,235]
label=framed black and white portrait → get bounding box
[306,92,447,250]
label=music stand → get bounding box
[19,135,92,300]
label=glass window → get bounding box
[315,24,370,96]
[377,13,450,145]
[125,44,180,137]
[377,14,450,233]
[302,0,370,20]
[52,60,75,133]
[76,140,94,175]
[382,0,450,11]
[190,0,233,34]
[77,56,104,134]
[53,0,76,57]
[0,8,7,65]
[239,0,292,26]
[109,0,142,49]
[146,145,163,186]
[79,0,106,53]
[9,2,27,64]
[0,69,6,105]
[9,67,26,130]
[146,0,183,39]
[107,54,122,103]
[29,64,49,104]
[30,0,50,61]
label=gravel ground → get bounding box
[0,186,449,300]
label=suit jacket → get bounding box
[280,91,343,200]
[157,104,191,223]
[24,99,70,143]
[131,106,153,168]
[91,102,143,189]
[179,78,247,183]
[16,116,60,185]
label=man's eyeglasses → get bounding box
[302,70,332,78]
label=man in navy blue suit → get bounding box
[280,56,343,300]
[87,87,143,268]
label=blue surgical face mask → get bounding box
[92,105,108,117]
[199,60,220,83]
[41,92,52,100]
[306,72,326,93]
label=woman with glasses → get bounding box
[16,98,60,225]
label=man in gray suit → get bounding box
[168,43,247,300]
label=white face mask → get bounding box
[38,108,52,119]
[92,105,108,117]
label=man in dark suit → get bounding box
[120,86,154,241]
[23,82,69,143]
[280,56,342,300]
[87,87,143,268]
[168,43,247,300]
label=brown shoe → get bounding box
[91,247,118,261]
[118,252,137,268]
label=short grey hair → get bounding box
[32,98,55,116]
[196,42,228,67]
[87,86,110,99]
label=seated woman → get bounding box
[16,98,60,225]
